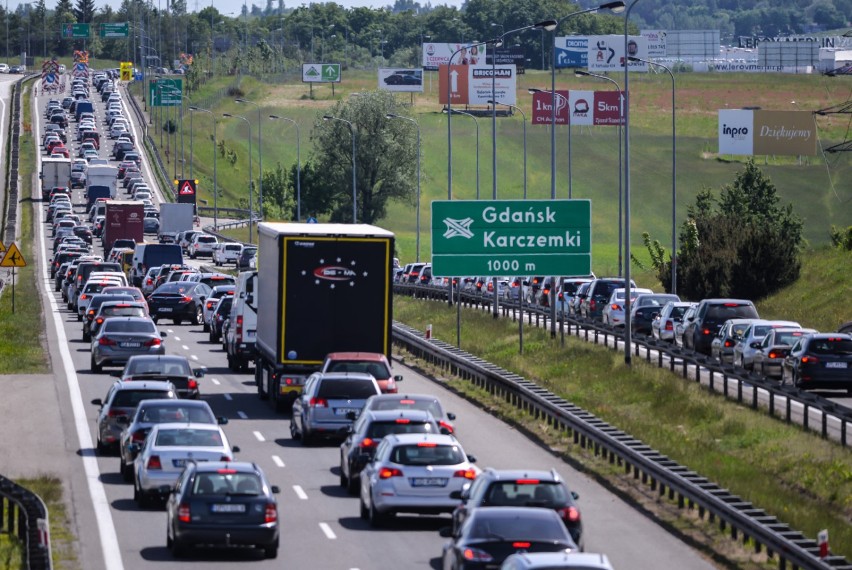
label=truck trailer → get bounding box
[40,157,72,200]
[254,223,395,412]
[85,164,119,204]
[158,203,195,243]
[102,200,145,254]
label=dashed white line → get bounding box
[319,522,336,539]
[293,485,308,500]
[210,378,221,385]
[237,411,248,419]
[271,455,285,468]
[223,393,232,401]
[190,355,198,361]
[172,335,180,341]
[253,431,265,442]
[181,344,190,351]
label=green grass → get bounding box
[394,292,852,560]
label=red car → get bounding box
[46,139,66,155]
[320,352,402,394]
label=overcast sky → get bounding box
[10,0,464,14]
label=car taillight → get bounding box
[99,337,117,346]
[417,442,437,447]
[177,503,190,523]
[143,338,161,347]
[724,340,734,348]
[107,409,126,417]
[131,430,146,442]
[610,304,621,311]
[379,467,403,479]
[702,328,712,336]
[146,278,152,286]
[181,295,193,303]
[768,351,780,359]
[515,479,540,485]
[438,421,454,434]
[359,438,376,449]
[512,542,531,549]
[801,355,819,364]
[188,379,198,389]
[206,301,216,310]
[453,469,476,480]
[80,294,88,301]
[309,398,328,408]
[95,318,104,325]
[147,455,162,470]
[236,315,243,342]
[220,455,231,462]
[87,309,96,317]
[590,299,596,310]
[264,503,277,524]
[559,505,581,522]
[665,321,673,331]
[462,548,493,562]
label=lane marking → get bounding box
[253,430,265,442]
[181,344,189,351]
[173,336,181,341]
[271,455,285,468]
[190,355,198,361]
[210,378,221,385]
[293,485,308,500]
[319,522,336,539]
[223,393,232,401]
[237,411,248,419]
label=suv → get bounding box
[683,298,760,355]
[188,234,218,258]
[580,278,636,322]
[450,468,584,550]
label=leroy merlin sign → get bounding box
[431,200,591,277]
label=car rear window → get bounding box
[326,361,391,379]
[706,304,758,322]
[112,389,172,407]
[484,481,568,508]
[775,331,805,345]
[808,338,852,355]
[193,472,262,496]
[317,379,378,399]
[752,325,773,337]
[200,276,235,288]
[103,320,156,333]
[367,421,434,439]
[128,358,191,376]
[102,306,146,318]
[390,443,464,466]
[155,428,223,447]
[139,405,214,424]
[469,513,566,541]
[369,398,443,420]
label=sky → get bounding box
[10,0,465,13]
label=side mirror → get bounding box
[160,331,167,338]
[447,412,457,421]
[246,294,254,304]
[270,485,281,494]
[91,398,103,406]
[449,490,463,500]
[231,446,240,453]
[571,491,579,500]
[393,375,403,382]
[438,526,454,538]
[466,454,477,464]
[194,368,206,378]
[110,370,121,378]
[128,442,140,454]
[217,416,229,425]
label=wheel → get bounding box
[77,313,82,322]
[263,538,279,559]
[290,420,300,440]
[202,322,209,332]
[190,252,196,259]
[208,330,216,343]
[194,306,203,326]
[359,496,369,520]
[120,457,132,482]
[227,354,238,371]
[96,437,108,455]
[368,495,388,527]
[339,458,348,489]
[173,319,182,325]
[91,356,102,373]
[346,463,358,495]
[170,536,188,558]
[82,331,90,342]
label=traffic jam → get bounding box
[34,68,631,569]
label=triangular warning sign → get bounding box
[0,243,27,267]
[179,181,195,195]
[0,240,6,253]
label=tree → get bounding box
[74,0,96,23]
[306,91,417,224]
[52,0,76,55]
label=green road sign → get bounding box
[431,200,592,277]
[302,63,341,83]
[61,23,90,39]
[149,78,183,106]
[100,22,129,38]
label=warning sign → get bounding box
[0,243,27,267]
[175,179,197,205]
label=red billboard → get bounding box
[531,90,569,125]
[532,90,624,126]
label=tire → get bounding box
[263,538,279,559]
[173,319,182,325]
[96,437,108,455]
[82,331,90,342]
[202,323,209,332]
[339,458,348,489]
[289,420,300,440]
[120,457,132,482]
[91,356,102,373]
[194,307,203,326]
[170,536,188,558]
[368,495,388,528]
[359,497,369,520]
[208,330,216,343]
[227,354,238,371]
[77,313,82,322]
[346,463,358,495]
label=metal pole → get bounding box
[270,115,302,221]
[191,106,217,228]
[623,0,638,365]
[489,101,527,198]
[351,125,357,223]
[237,99,263,218]
[386,114,421,262]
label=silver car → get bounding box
[359,433,478,526]
[733,320,801,370]
[202,285,234,332]
[90,316,166,373]
[290,372,381,445]
[601,288,653,327]
[651,301,696,343]
[752,328,817,379]
[131,422,239,506]
[91,380,177,454]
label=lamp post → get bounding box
[575,69,624,277]
[268,115,301,221]
[179,94,191,179]
[629,56,676,294]
[623,0,640,365]
[323,115,357,223]
[444,108,480,199]
[236,98,263,219]
[550,1,626,200]
[189,105,217,228]
[386,114,421,261]
[222,113,254,243]
[488,100,527,198]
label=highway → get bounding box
[28,73,719,569]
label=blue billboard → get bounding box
[555,36,588,69]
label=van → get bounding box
[74,100,94,121]
[130,244,183,287]
[226,271,258,371]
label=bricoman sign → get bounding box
[718,110,817,156]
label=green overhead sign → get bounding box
[100,22,129,38]
[149,78,183,107]
[61,23,90,39]
[431,200,592,277]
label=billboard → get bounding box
[438,65,517,106]
[555,36,588,68]
[485,46,526,73]
[641,30,667,57]
[718,110,817,156]
[532,90,623,126]
[302,63,341,83]
[378,68,424,92]
[531,90,569,125]
[588,35,648,72]
[423,42,487,70]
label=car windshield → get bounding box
[193,472,262,496]
[390,443,464,466]
[138,405,214,424]
[809,338,852,355]
[200,276,235,288]
[128,358,191,376]
[367,421,434,439]
[155,428,223,447]
[112,390,172,407]
[103,320,156,334]
[317,379,377,399]
[484,481,568,508]
[326,361,391,379]
[469,514,566,541]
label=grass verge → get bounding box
[394,294,852,562]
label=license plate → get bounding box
[410,478,447,487]
[211,503,246,513]
[121,342,141,348]
[335,408,358,417]
[159,307,172,312]
[246,330,256,340]
[172,458,186,467]
[826,362,848,369]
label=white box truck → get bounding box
[158,203,195,243]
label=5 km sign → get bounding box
[431,200,591,277]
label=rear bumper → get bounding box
[174,524,278,547]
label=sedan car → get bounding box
[710,318,758,365]
[290,372,381,445]
[320,352,403,394]
[132,423,239,507]
[165,461,279,559]
[91,380,178,454]
[147,281,213,325]
[90,301,149,339]
[201,285,235,332]
[359,433,478,526]
[781,333,852,393]
[115,354,205,400]
[362,393,457,435]
[752,328,817,379]
[732,320,800,370]
[441,507,576,570]
[118,399,227,481]
[90,316,166,373]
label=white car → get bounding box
[0,63,9,73]
[359,433,478,526]
[651,301,696,343]
[213,243,243,266]
[189,234,218,259]
[732,320,801,370]
[601,287,653,327]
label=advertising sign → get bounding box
[532,90,623,126]
[555,36,588,69]
[61,23,90,39]
[438,65,516,105]
[378,68,423,92]
[718,110,816,156]
[531,89,568,125]
[431,200,592,277]
[591,90,624,126]
[587,35,649,72]
[302,63,341,83]
[485,47,526,73]
[423,42,487,70]
[641,30,667,57]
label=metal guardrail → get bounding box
[0,475,52,569]
[394,283,852,448]
[391,320,850,570]
[124,85,170,201]
[2,75,26,244]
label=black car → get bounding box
[440,507,577,569]
[383,70,422,85]
[166,461,280,559]
[147,281,212,325]
[683,298,759,355]
[782,333,852,393]
[114,354,207,400]
[237,247,257,271]
[82,294,136,341]
[209,296,232,343]
[113,141,134,160]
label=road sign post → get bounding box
[1,242,27,314]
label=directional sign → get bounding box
[431,200,591,277]
[100,22,129,38]
[0,243,27,267]
[302,63,341,83]
[43,73,57,85]
[61,23,90,39]
[149,78,183,106]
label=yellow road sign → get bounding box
[0,240,5,253]
[120,61,133,81]
[0,243,27,267]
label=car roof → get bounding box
[137,398,212,409]
[478,468,562,483]
[191,461,261,474]
[127,354,190,364]
[148,422,222,433]
[384,433,459,446]
[316,372,377,382]
[110,380,175,391]
[325,352,388,362]
[468,506,565,520]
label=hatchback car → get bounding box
[359,433,478,526]
[710,318,758,365]
[652,302,696,343]
[290,372,382,445]
[90,316,166,373]
[208,296,233,343]
[320,352,403,394]
[683,298,760,355]
[752,328,817,379]
[732,320,801,370]
[147,281,213,325]
[580,278,637,322]
[165,462,279,559]
[116,354,205,399]
[782,333,852,393]
[82,294,136,340]
[362,393,457,435]
[91,380,178,454]
[237,247,257,271]
[201,285,235,332]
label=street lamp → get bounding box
[623,0,640,365]
[575,69,624,278]
[322,115,357,223]
[629,55,676,294]
[189,106,217,228]
[550,1,626,200]
[386,114,421,261]
[236,98,263,219]
[268,115,301,221]
[444,108,480,199]
[222,113,255,243]
[488,100,527,198]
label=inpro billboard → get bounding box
[718,110,817,156]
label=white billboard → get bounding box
[378,68,424,92]
[718,110,753,155]
[468,65,517,105]
[641,30,667,57]
[422,42,488,70]
[587,35,648,72]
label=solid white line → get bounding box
[237,411,248,419]
[318,522,336,539]
[253,430,265,442]
[210,378,221,385]
[34,94,125,569]
[223,393,232,401]
[271,455,285,468]
[293,485,308,500]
